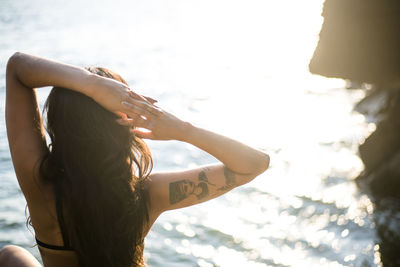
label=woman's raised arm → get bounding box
[6,52,137,112]
[5,52,140,198]
[117,95,270,218]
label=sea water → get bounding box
[0,0,379,266]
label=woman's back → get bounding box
[27,174,79,267]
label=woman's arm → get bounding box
[181,125,270,176]
[5,52,141,196]
[6,53,49,196]
[118,98,270,217]
[6,52,137,112]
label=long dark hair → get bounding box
[39,67,153,267]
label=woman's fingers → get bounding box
[117,117,156,139]
[116,113,154,130]
[122,99,163,118]
[122,101,150,118]
[131,91,158,104]
[143,95,157,104]
[116,118,134,126]
[128,90,157,104]
[131,128,155,139]
[116,92,167,140]
[122,90,161,115]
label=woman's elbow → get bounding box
[237,153,270,186]
[256,152,270,175]
[8,52,23,64]
[6,52,23,75]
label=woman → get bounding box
[0,52,270,267]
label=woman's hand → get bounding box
[117,98,189,141]
[88,75,157,116]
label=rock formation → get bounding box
[309,1,400,265]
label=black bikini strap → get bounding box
[36,237,73,251]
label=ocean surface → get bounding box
[0,0,381,266]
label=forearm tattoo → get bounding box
[169,179,192,204]
[169,166,236,205]
[217,166,236,192]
